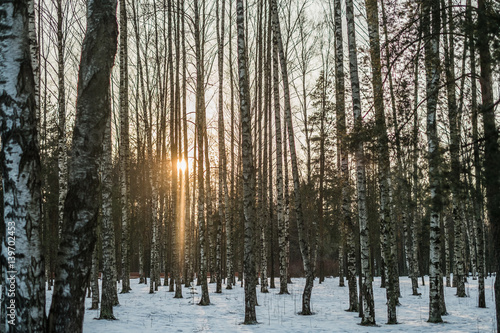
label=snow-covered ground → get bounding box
[45,275,496,332]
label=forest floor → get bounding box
[45,275,496,332]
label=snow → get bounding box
[45,275,497,332]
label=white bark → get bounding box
[56,0,67,241]
[237,0,257,323]
[364,0,397,322]
[346,0,375,325]
[100,109,118,319]
[422,0,444,323]
[0,2,46,331]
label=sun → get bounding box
[177,159,187,172]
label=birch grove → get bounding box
[1,0,499,331]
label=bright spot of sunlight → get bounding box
[177,159,187,172]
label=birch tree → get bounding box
[334,0,358,312]
[237,0,258,323]
[0,1,46,331]
[410,20,423,295]
[56,0,67,240]
[364,0,397,323]
[273,24,288,296]
[182,0,192,289]
[422,0,444,323]
[467,0,485,308]
[194,0,210,306]
[441,0,465,297]
[216,0,230,295]
[48,0,118,330]
[100,100,118,319]
[119,0,131,295]
[346,0,375,325]
[477,0,500,328]
[271,0,316,315]
[220,0,234,292]
[90,229,100,310]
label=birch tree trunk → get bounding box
[180,0,192,290]
[273,29,288,296]
[271,0,315,315]
[364,0,397,323]
[0,2,46,331]
[346,0,375,325]
[90,231,100,310]
[194,0,210,305]
[28,0,39,126]
[237,0,258,323]
[56,0,67,240]
[381,0,411,298]
[441,1,465,297]
[334,0,357,311]
[477,0,500,328]
[443,209,451,287]
[119,0,131,295]
[174,0,185,298]
[131,0,146,286]
[317,71,326,287]
[147,47,159,294]
[467,0,485,308]
[254,0,265,293]
[422,0,444,323]
[411,31,422,295]
[100,105,118,319]
[283,121,291,285]
[216,0,229,295]
[267,44,275,289]
[261,19,270,293]
[48,0,118,330]
[228,1,237,289]
[191,135,198,288]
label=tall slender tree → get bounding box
[467,0,485,309]
[364,0,397,323]
[422,0,444,323]
[119,0,131,295]
[216,0,229,295]
[194,0,210,306]
[271,0,316,315]
[237,0,258,323]
[228,0,236,290]
[56,0,67,240]
[345,0,375,325]
[273,23,288,296]
[411,24,422,296]
[334,0,358,312]
[441,0,465,297]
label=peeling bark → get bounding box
[100,111,118,319]
[422,0,444,323]
[0,2,46,331]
